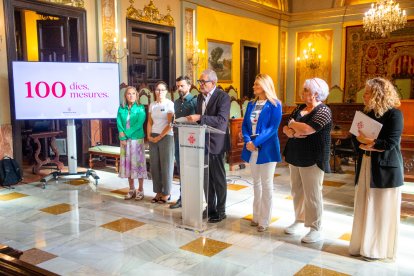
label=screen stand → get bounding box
[40,119,99,189]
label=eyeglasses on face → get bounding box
[197,80,212,85]
[155,89,167,92]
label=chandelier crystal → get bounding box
[296,43,322,71]
[363,0,407,38]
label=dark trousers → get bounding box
[204,152,227,216]
[174,141,181,198]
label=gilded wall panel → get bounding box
[295,30,333,102]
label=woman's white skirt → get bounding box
[349,155,402,260]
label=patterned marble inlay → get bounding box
[295,264,350,276]
[20,248,57,265]
[180,237,231,257]
[0,192,28,201]
[65,179,90,186]
[227,184,248,191]
[40,203,73,215]
[111,187,130,195]
[339,233,351,241]
[242,214,280,224]
[323,180,346,187]
[100,217,145,233]
[274,173,282,177]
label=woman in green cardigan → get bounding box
[117,86,147,200]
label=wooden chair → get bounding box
[355,87,365,103]
[241,97,250,117]
[229,97,242,119]
[190,85,200,97]
[139,88,151,105]
[119,82,128,104]
[226,85,238,99]
[327,85,344,103]
[172,89,180,101]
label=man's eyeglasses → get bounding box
[197,80,212,85]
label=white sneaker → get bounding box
[284,222,302,235]
[301,229,323,243]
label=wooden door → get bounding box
[37,18,70,62]
[129,31,169,89]
[240,41,260,99]
[127,19,176,90]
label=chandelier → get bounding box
[296,42,322,71]
[188,41,205,67]
[363,0,407,38]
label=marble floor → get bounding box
[0,163,414,275]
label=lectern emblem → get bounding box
[188,134,196,145]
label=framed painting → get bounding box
[207,39,233,82]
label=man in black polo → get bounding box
[169,76,197,209]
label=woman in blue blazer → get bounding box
[241,74,282,232]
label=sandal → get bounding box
[124,190,136,200]
[250,221,259,227]
[257,226,268,232]
[151,197,159,203]
[135,190,144,201]
[157,195,171,204]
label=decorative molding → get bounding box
[126,0,175,26]
[39,0,84,8]
[184,8,195,82]
[102,0,116,62]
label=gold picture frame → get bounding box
[207,39,233,83]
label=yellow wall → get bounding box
[24,11,40,61]
[197,6,279,94]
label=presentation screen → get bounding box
[12,61,120,120]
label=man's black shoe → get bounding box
[169,199,181,209]
[208,213,226,223]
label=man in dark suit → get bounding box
[187,69,230,223]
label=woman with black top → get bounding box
[349,77,403,261]
[282,78,331,243]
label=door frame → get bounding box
[3,0,88,165]
[240,40,260,99]
[126,19,176,89]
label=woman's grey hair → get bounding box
[201,69,218,83]
[303,78,329,101]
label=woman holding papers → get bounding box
[147,81,175,204]
[282,78,332,243]
[241,74,282,232]
[349,77,404,261]
[117,86,147,200]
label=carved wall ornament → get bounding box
[126,0,175,26]
[39,0,84,8]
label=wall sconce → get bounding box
[188,41,205,68]
[106,29,129,62]
[296,42,322,71]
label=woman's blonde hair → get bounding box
[364,77,400,118]
[254,73,278,106]
[121,86,139,107]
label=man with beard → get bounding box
[169,76,197,209]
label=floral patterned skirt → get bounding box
[119,138,147,179]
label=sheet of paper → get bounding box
[174,117,197,124]
[350,111,383,139]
